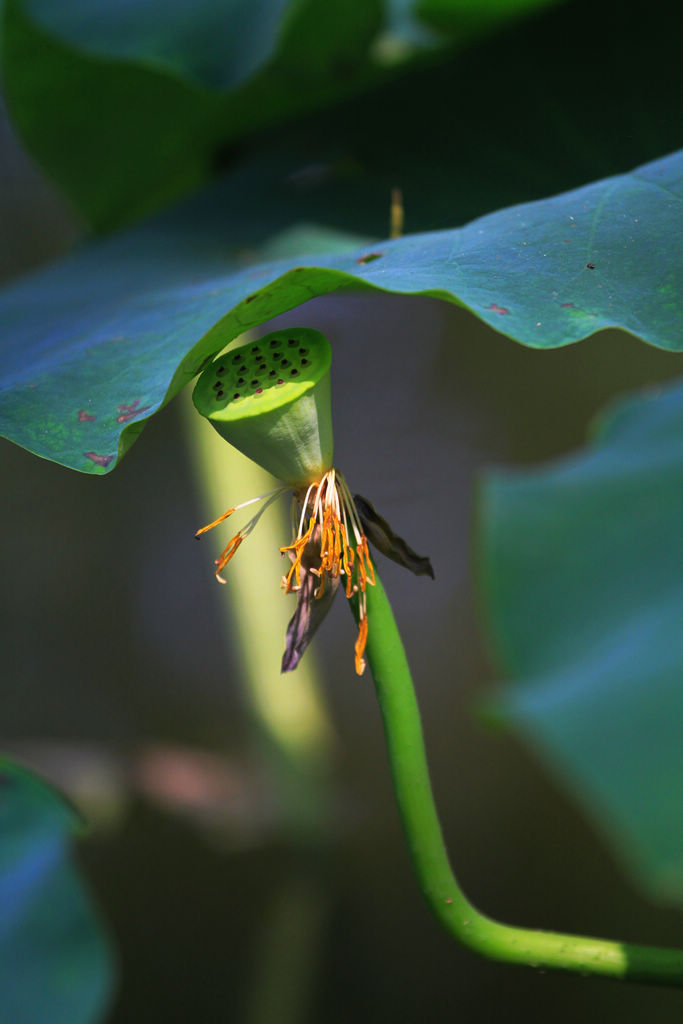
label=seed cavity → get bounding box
[208,332,323,411]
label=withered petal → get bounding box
[354,494,435,579]
[281,566,340,673]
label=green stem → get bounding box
[355,572,683,987]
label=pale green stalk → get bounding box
[355,573,683,986]
[183,387,335,1021]
[183,387,334,836]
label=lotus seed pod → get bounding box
[192,328,333,485]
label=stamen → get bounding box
[199,468,377,676]
[359,537,375,586]
[354,613,368,675]
[215,534,244,582]
[296,481,318,539]
[195,506,236,538]
[280,516,316,593]
[198,487,286,582]
[195,486,286,538]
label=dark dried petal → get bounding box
[354,494,435,579]
[281,568,340,672]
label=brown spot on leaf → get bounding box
[586,262,596,269]
[487,303,509,315]
[78,409,95,422]
[245,294,258,304]
[356,252,383,265]
[560,302,575,308]
[116,399,151,424]
[84,452,114,468]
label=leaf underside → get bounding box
[0,150,681,474]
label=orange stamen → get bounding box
[355,539,373,591]
[215,533,244,581]
[198,470,377,675]
[314,568,327,599]
[280,515,316,593]
[354,614,368,675]
[332,519,342,573]
[361,537,375,586]
[195,507,235,538]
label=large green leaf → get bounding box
[0,759,114,1023]
[479,378,683,903]
[0,150,681,474]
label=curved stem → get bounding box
[353,572,683,987]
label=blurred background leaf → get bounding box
[480,377,683,904]
[0,149,680,474]
[14,0,559,88]
[0,0,385,230]
[0,759,114,1024]
[1,0,676,232]
[18,0,323,90]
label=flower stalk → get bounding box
[354,572,683,986]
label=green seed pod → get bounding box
[192,328,333,485]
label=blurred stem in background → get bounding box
[182,384,335,1023]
